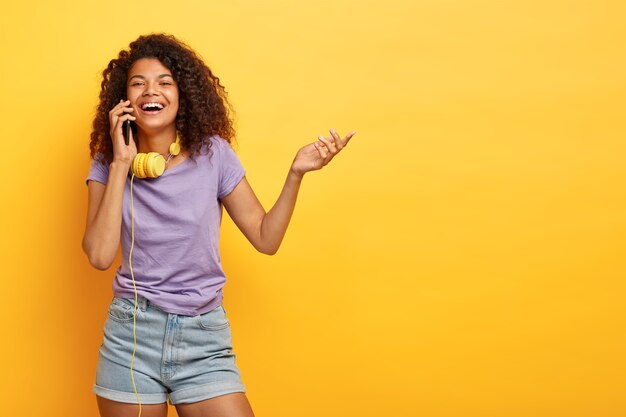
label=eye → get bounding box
[161,82,172,86]
[130,82,144,87]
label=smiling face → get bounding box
[126,58,179,136]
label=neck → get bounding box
[136,127,178,156]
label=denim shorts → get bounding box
[93,296,246,405]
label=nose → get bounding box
[142,82,160,96]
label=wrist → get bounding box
[110,160,131,174]
[288,166,305,181]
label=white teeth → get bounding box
[142,103,164,110]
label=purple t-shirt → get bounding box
[85,136,245,316]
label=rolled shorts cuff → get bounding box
[170,380,246,405]
[93,384,168,404]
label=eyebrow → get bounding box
[128,74,174,81]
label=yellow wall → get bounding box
[1,1,624,416]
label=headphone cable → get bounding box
[129,172,142,416]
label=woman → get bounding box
[83,33,355,417]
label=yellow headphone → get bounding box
[131,134,182,178]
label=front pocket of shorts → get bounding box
[197,305,230,330]
[107,297,137,323]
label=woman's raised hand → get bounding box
[291,128,356,178]
[109,99,137,165]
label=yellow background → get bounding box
[1,0,624,416]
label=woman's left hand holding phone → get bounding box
[109,99,137,167]
[84,100,138,269]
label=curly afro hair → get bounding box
[89,33,235,165]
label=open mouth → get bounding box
[141,102,165,114]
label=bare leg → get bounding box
[175,392,255,417]
[96,395,168,417]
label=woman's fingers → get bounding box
[109,99,133,116]
[314,141,328,159]
[341,130,356,147]
[317,129,356,160]
[109,100,134,125]
[293,128,356,175]
[116,113,136,126]
[318,135,338,156]
[107,100,139,164]
[110,100,135,138]
[328,128,356,150]
[114,114,136,135]
[329,128,344,151]
[111,114,136,148]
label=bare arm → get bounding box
[222,172,302,255]
[82,162,131,270]
[82,99,137,270]
[222,128,355,255]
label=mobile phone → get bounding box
[122,119,133,146]
[120,97,135,145]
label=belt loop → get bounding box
[140,296,148,312]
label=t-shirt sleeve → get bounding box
[215,137,246,199]
[85,153,110,186]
